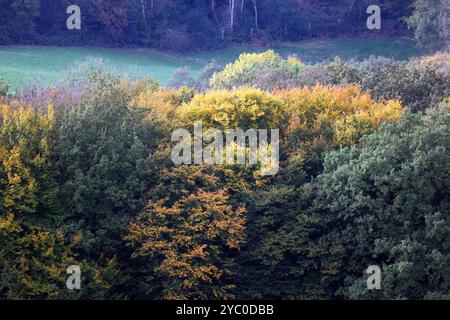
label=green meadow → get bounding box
[0,37,424,91]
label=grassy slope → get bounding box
[0,37,424,92]
[189,37,424,65]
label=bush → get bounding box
[291,54,450,113]
[166,66,196,89]
[132,87,187,126]
[208,51,449,113]
[195,60,223,92]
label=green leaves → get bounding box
[311,106,450,299]
[0,51,448,300]
[407,0,449,50]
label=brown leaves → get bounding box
[126,189,246,299]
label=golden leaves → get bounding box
[274,84,404,147]
[126,189,246,299]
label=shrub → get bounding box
[11,58,125,112]
[167,61,222,92]
[290,54,450,113]
[194,60,223,92]
[208,51,449,113]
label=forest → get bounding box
[0,49,449,299]
[0,0,448,51]
[0,0,449,301]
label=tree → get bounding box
[124,162,247,299]
[178,86,287,130]
[210,50,303,90]
[236,85,404,299]
[92,0,130,41]
[52,62,164,298]
[407,0,449,49]
[0,0,40,43]
[311,105,450,299]
[358,53,450,112]
[0,104,78,299]
[274,85,403,178]
[0,104,57,223]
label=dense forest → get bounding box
[0,0,449,301]
[0,0,448,50]
[0,49,449,299]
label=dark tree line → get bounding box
[0,0,423,51]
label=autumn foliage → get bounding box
[127,189,246,300]
[0,53,448,300]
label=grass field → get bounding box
[0,37,424,92]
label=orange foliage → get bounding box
[274,84,404,146]
[126,190,246,300]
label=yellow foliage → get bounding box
[126,189,246,300]
[5,228,81,299]
[0,212,22,233]
[274,85,404,146]
[177,87,287,130]
[0,104,57,216]
[130,87,196,130]
[415,52,450,74]
[210,50,303,89]
[133,88,184,123]
[179,84,402,146]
